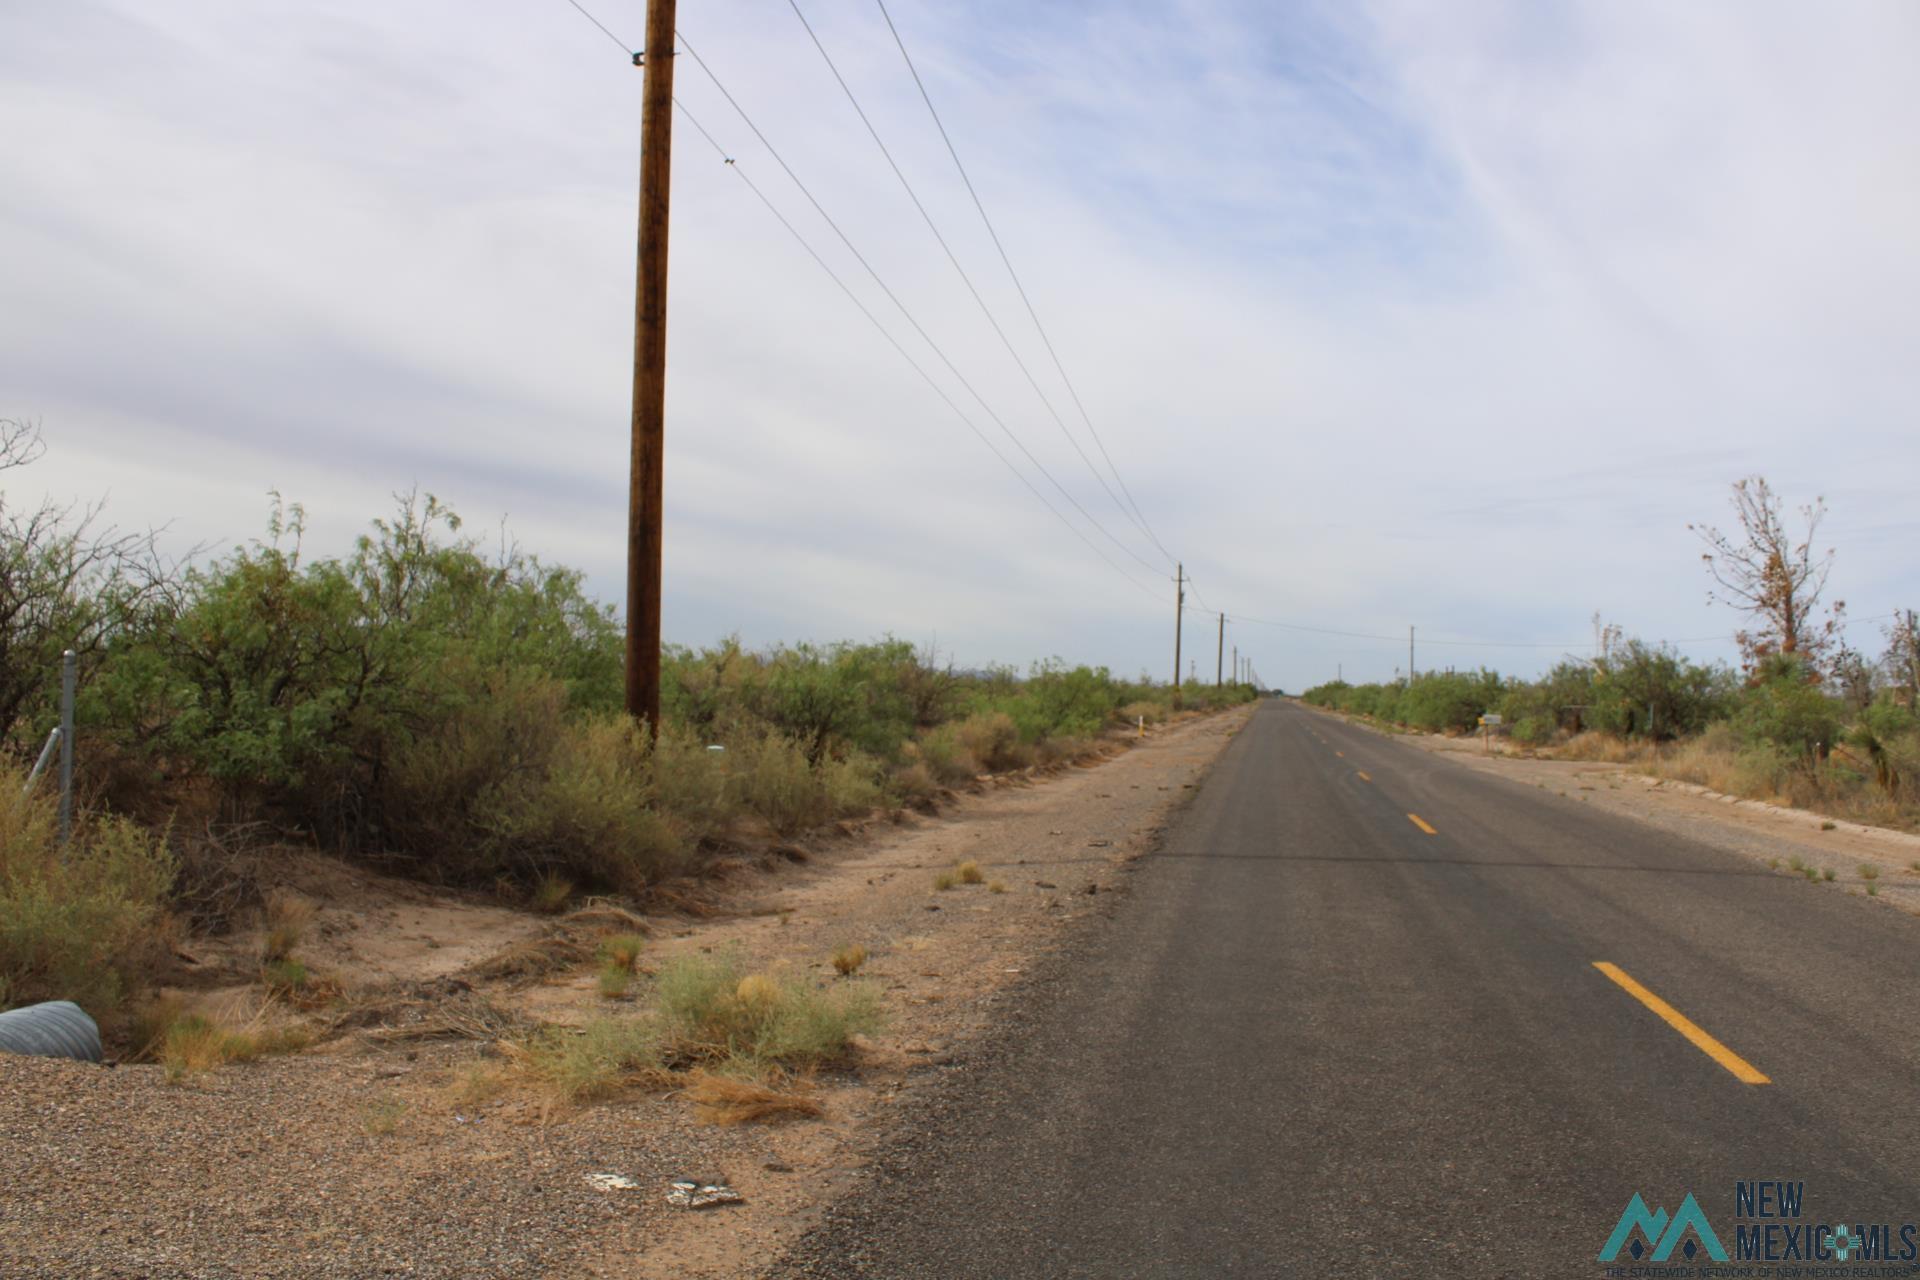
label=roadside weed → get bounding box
[530,873,574,914]
[597,933,645,971]
[596,962,632,1000]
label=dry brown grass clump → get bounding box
[955,860,985,885]
[932,870,957,891]
[260,890,314,962]
[685,1069,823,1125]
[830,943,868,976]
[324,978,530,1044]
[461,930,594,984]
[158,1010,310,1081]
[597,932,645,971]
[1553,732,1654,764]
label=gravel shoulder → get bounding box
[0,707,1251,1280]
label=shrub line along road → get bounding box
[779,698,1920,1278]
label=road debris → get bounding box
[667,1178,744,1209]
[586,1173,642,1192]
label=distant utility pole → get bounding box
[1232,644,1238,686]
[1215,613,1224,686]
[1337,662,1342,683]
[1172,563,1185,709]
[1408,625,1416,683]
[624,0,678,736]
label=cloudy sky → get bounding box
[3,0,1915,690]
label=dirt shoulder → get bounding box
[1301,703,1920,916]
[0,706,1252,1280]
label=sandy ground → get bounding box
[0,707,1251,1280]
[1305,704,1920,917]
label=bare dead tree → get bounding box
[0,419,177,746]
[1690,476,1843,673]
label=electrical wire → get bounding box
[671,98,1167,604]
[543,0,1166,603]
[673,29,1168,582]
[875,0,1174,566]
[558,0,631,55]
[789,0,1166,566]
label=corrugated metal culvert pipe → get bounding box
[0,1000,103,1062]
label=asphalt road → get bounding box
[777,699,1920,1278]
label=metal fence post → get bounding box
[58,649,75,844]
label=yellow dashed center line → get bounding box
[1407,813,1437,835]
[1593,962,1771,1085]
[1357,771,1371,783]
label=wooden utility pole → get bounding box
[1215,612,1224,686]
[1171,563,1184,710]
[1408,625,1415,683]
[1232,644,1238,686]
[625,0,678,735]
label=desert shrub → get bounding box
[1179,682,1258,714]
[93,493,621,842]
[749,641,919,764]
[1005,661,1125,740]
[1392,670,1503,735]
[478,714,684,888]
[1588,641,1735,740]
[1737,657,1840,762]
[384,692,691,892]
[643,727,733,840]
[891,760,939,805]
[729,731,883,835]
[956,711,1029,772]
[913,724,978,785]
[655,950,881,1068]
[0,772,174,1014]
[511,1017,661,1104]
[732,733,824,834]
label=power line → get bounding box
[558,0,632,55]
[788,0,1166,567]
[672,99,1167,605]
[545,0,1166,604]
[674,29,1168,582]
[875,0,1174,566]
[1177,606,1907,652]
